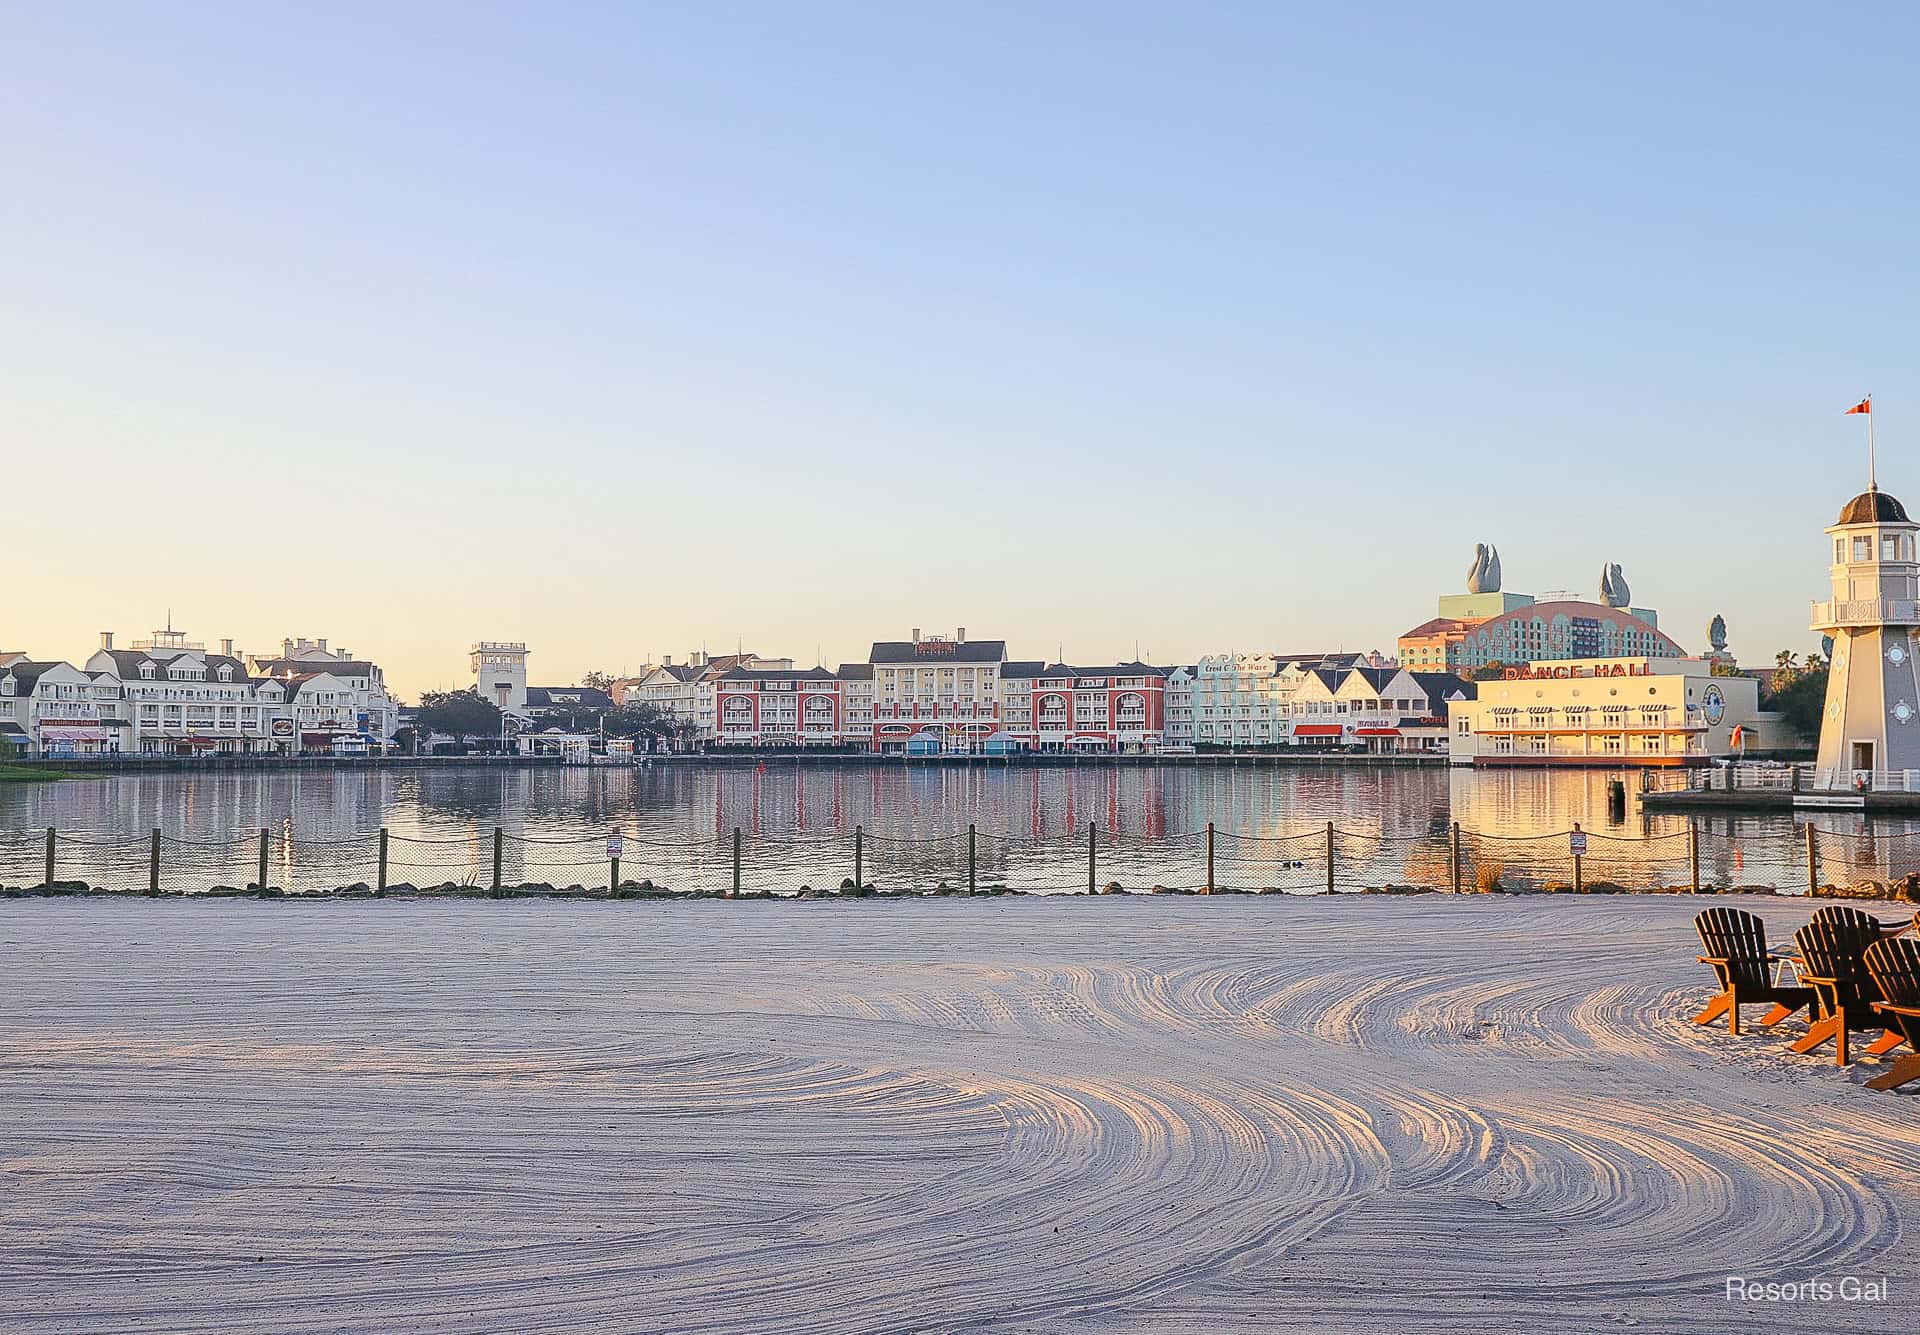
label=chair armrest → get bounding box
[1873,1002,1920,1019]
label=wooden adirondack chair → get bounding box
[1863,937,1920,1091]
[1693,906,1812,1035]
[1810,905,1911,1055]
[1812,904,1892,934]
[1790,917,1883,1066]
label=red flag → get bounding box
[1845,398,1871,415]
[1729,724,1744,747]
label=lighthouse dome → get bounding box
[1836,489,1910,525]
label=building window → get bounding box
[1854,536,1872,561]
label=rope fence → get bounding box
[6,819,1920,898]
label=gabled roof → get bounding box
[1004,661,1169,682]
[1398,618,1479,639]
[527,686,615,708]
[693,653,769,681]
[93,648,252,682]
[868,640,1008,664]
[1345,666,1400,692]
[2,660,58,694]
[714,667,837,682]
[1411,671,1475,701]
[253,657,377,677]
[834,663,874,681]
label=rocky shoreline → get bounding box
[7,876,1920,902]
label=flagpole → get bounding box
[1868,394,1877,490]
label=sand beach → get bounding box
[1,894,1914,1333]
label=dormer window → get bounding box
[218,665,233,681]
[139,662,155,679]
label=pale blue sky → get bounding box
[3,3,1914,695]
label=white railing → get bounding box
[1695,762,1920,794]
[1809,768,1920,794]
[1810,598,1920,626]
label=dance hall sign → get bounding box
[1501,659,1659,681]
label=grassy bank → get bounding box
[0,762,77,783]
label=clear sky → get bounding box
[5,3,1916,698]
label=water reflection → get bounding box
[6,762,1920,893]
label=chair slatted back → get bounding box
[1865,937,1920,1010]
[1794,917,1877,988]
[1812,904,1885,936]
[1695,906,1771,991]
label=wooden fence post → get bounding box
[853,825,862,890]
[968,823,976,895]
[257,827,269,892]
[44,826,54,887]
[1572,822,1584,894]
[492,827,503,895]
[377,827,389,895]
[1088,821,1096,895]
[1450,821,1462,894]
[1688,819,1700,892]
[1205,822,1215,894]
[1806,823,1818,896]
[1325,821,1335,894]
[149,828,161,894]
[733,826,743,897]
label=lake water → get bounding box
[4,762,1918,895]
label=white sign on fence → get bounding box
[607,830,625,859]
[1569,830,1588,856]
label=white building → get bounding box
[837,663,875,740]
[471,641,530,716]
[1185,653,1465,753]
[85,629,287,755]
[0,660,126,756]
[1447,657,1765,766]
[1164,666,1195,746]
[250,636,400,748]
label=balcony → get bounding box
[1811,597,1920,628]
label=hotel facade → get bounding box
[0,627,400,757]
[1445,657,1768,766]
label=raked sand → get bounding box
[1,894,1916,1334]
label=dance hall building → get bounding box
[1445,657,1769,766]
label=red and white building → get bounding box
[712,666,854,747]
[998,662,1170,753]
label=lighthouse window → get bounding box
[1885,536,1900,561]
[1854,536,1872,561]
[1837,539,1846,563]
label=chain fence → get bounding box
[7,819,1920,897]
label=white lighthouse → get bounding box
[1812,487,1920,782]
